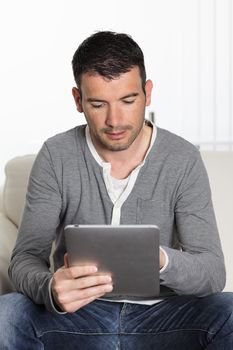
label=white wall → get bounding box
[0,0,232,183]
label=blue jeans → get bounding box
[0,292,233,349]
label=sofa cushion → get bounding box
[3,155,36,227]
[0,213,18,293]
[201,151,233,292]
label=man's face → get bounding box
[72,66,153,152]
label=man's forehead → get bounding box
[79,67,142,95]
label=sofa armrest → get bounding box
[0,185,3,213]
[0,213,18,294]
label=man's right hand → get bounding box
[51,254,113,313]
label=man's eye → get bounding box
[91,103,103,108]
[123,99,135,104]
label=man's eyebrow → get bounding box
[87,98,106,103]
[86,93,139,103]
[120,93,139,100]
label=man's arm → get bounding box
[159,150,226,296]
[9,143,113,313]
[8,143,62,311]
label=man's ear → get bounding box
[72,87,83,113]
[145,79,153,107]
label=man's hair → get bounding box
[72,31,146,92]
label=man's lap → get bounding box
[0,292,233,349]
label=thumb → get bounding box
[64,253,69,268]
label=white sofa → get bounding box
[0,152,233,294]
[0,155,36,293]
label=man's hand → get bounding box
[160,248,166,269]
[51,254,113,313]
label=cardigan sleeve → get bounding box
[8,142,62,312]
[160,151,226,296]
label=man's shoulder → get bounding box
[45,124,86,147]
[153,127,202,172]
[157,127,199,157]
[37,124,87,164]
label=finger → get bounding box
[76,283,113,300]
[67,265,98,279]
[56,274,112,293]
[62,292,110,313]
[74,274,112,290]
[58,283,113,305]
[64,253,69,268]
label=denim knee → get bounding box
[0,292,42,349]
[0,293,29,326]
[202,292,233,349]
[205,292,233,312]
[217,292,233,313]
[0,292,27,327]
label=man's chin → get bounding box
[100,132,139,152]
[103,143,131,152]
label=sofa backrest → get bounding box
[3,155,36,227]
[201,151,233,292]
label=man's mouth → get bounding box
[105,130,126,140]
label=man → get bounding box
[0,31,233,349]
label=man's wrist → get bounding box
[159,246,169,272]
[48,277,67,314]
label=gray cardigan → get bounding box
[9,125,226,312]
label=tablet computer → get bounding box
[64,224,160,299]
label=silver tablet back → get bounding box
[65,225,160,299]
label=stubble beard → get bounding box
[96,122,145,152]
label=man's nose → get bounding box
[105,105,121,127]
